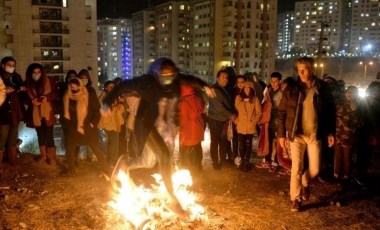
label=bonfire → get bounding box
[106,169,208,229]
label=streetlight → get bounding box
[314,62,324,77]
[320,63,324,77]
[359,61,373,85]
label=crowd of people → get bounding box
[0,55,379,213]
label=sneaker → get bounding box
[317,175,327,183]
[355,176,367,186]
[291,199,302,212]
[269,164,279,173]
[301,186,310,201]
[256,161,270,169]
[278,168,291,176]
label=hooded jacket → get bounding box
[178,85,205,146]
[234,84,262,134]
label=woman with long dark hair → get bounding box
[24,63,58,165]
[0,56,25,167]
[234,81,262,172]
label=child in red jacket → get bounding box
[178,85,206,179]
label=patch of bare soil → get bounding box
[1,152,380,230]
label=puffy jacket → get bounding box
[277,77,335,141]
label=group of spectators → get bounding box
[0,56,114,176]
[204,56,380,212]
[0,56,379,214]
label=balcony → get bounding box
[33,15,69,21]
[33,29,69,34]
[34,43,70,48]
[34,56,70,61]
[32,0,64,7]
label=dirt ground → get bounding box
[1,150,380,230]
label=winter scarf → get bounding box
[63,82,88,134]
[27,76,53,127]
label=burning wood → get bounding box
[108,169,207,229]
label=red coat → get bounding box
[178,85,205,146]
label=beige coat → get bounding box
[235,95,262,134]
[98,91,125,132]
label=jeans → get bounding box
[333,142,352,178]
[289,133,321,201]
[238,133,253,165]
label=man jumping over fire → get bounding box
[101,58,215,218]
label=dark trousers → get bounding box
[106,130,120,166]
[180,143,203,177]
[232,123,239,158]
[145,128,175,196]
[65,128,107,172]
[208,117,228,165]
[0,124,19,151]
[35,120,55,147]
[238,133,253,165]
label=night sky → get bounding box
[97,0,297,19]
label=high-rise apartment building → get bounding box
[350,0,380,56]
[340,0,352,52]
[131,0,277,83]
[276,11,294,57]
[192,0,278,82]
[0,0,98,83]
[155,1,191,72]
[294,0,342,56]
[98,18,132,81]
[131,9,155,76]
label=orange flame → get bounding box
[108,169,207,229]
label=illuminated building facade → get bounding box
[350,0,380,56]
[276,11,295,58]
[131,0,277,82]
[293,0,342,56]
[0,0,98,83]
[97,18,132,81]
[191,0,277,82]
